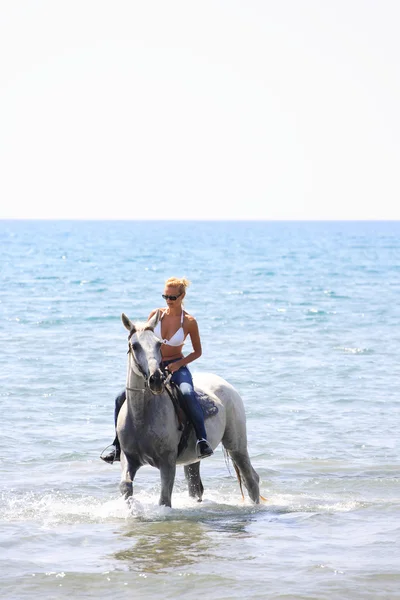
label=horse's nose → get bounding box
[149,370,162,392]
[149,370,161,384]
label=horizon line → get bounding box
[1,218,400,223]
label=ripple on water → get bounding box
[2,220,400,599]
[334,346,373,354]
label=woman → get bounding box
[101,277,213,463]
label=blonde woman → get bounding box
[101,277,213,463]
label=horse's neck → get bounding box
[126,366,144,389]
[125,363,169,425]
[125,363,150,416]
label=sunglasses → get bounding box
[162,293,182,301]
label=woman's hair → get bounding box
[165,277,191,294]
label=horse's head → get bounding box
[121,311,164,394]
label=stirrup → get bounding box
[100,444,120,464]
[196,438,214,459]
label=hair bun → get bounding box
[165,277,191,292]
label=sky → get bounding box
[0,0,399,220]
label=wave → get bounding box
[0,486,369,528]
[335,346,372,354]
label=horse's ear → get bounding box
[121,313,134,331]
[147,309,161,330]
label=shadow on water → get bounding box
[112,512,258,573]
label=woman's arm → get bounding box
[168,316,202,372]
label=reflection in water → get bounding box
[113,512,257,574]
[114,521,211,573]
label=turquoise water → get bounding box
[1,220,400,599]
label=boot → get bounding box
[100,437,121,464]
[196,438,213,459]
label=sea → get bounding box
[1,220,399,600]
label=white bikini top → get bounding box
[154,310,186,346]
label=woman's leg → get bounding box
[114,390,126,427]
[170,367,213,458]
[101,390,125,463]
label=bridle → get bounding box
[126,326,183,429]
[126,327,170,394]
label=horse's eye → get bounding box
[131,342,140,352]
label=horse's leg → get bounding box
[227,449,260,504]
[119,454,140,499]
[184,462,204,502]
[159,460,176,507]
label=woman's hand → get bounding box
[168,361,183,374]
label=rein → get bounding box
[125,327,183,428]
[127,334,150,385]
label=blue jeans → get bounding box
[114,359,207,440]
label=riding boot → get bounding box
[100,436,121,464]
[180,390,213,459]
[196,438,214,458]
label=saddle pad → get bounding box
[194,388,219,419]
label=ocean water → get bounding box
[1,219,399,600]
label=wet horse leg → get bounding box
[228,449,260,504]
[119,454,141,499]
[159,461,177,507]
[184,462,204,502]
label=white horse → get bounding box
[117,311,261,507]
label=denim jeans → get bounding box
[114,359,207,440]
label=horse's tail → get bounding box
[232,459,245,501]
[222,446,245,501]
[223,445,267,503]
